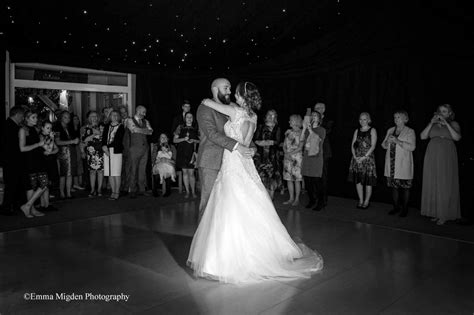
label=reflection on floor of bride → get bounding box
[0,198,473,314]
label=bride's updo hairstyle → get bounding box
[236,81,262,115]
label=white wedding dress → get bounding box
[187,107,323,284]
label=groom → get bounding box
[196,78,254,221]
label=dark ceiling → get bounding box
[1,0,473,73]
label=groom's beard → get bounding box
[217,92,231,105]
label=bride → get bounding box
[187,81,323,284]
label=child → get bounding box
[39,120,59,211]
[152,133,176,197]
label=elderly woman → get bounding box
[348,112,377,209]
[300,111,326,211]
[282,114,303,206]
[381,110,416,217]
[102,110,125,200]
[253,109,282,199]
[81,111,104,197]
[420,104,461,225]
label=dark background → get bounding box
[1,1,473,214]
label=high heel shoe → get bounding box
[361,202,370,209]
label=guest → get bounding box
[70,114,85,191]
[254,109,283,199]
[300,111,326,211]
[38,120,59,211]
[124,105,153,198]
[101,106,113,125]
[118,105,130,195]
[1,106,25,216]
[153,133,177,197]
[171,100,193,134]
[54,111,80,199]
[174,112,199,198]
[381,110,416,217]
[314,102,333,207]
[18,110,47,218]
[102,110,125,200]
[282,114,303,206]
[81,111,104,197]
[348,112,377,209]
[171,100,193,193]
[420,104,461,225]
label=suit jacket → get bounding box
[2,118,22,166]
[196,104,238,170]
[382,126,416,180]
[102,123,125,154]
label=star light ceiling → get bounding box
[1,0,347,71]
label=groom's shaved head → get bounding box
[211,78,230,91]
[211,78,231,104]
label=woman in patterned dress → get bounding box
[282,114,303,206]
[81,111,104,197]
[348,112,377,209]
[381,110,416,217]
[253,109,282,199]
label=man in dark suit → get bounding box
[1,106,25,215]
[196,78,254,221]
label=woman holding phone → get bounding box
[420,104,461,225]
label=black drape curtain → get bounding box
[136,57,474,212]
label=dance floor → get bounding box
[1,198,473,314]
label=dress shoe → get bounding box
[388,208,400,215]
[398,211,408,218]
[312,204,324,211]
[305,202,316,209]
[163,191,171,197]
[129,192,137,199]
[45,205,59,212]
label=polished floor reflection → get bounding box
[1,199,473,314]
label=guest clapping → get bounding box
[81,111,104,197]
[174,112,199,198]
[348,112,377,209]
[381,111,416,217]
[102,110,125,200]
[420,104,461,225]
[301,111,326,211]
[282,115,303,206]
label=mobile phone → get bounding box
[306,108,312,116]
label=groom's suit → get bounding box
[196,104,238,221]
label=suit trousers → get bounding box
[120,149,130,192]
[198,167,219,222]
[321,158,330,205]
[128,146,149,193]
[304,175,323,207]
[1,163,25,210]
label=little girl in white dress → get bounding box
[153,143,176,184]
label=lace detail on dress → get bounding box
[223,107,257,144]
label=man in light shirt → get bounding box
[123,105,153,198]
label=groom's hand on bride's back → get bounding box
[236,143,254,158]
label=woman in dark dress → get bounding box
[253,109,283,199]
[18,110,48,218]
[54,111,80,199]
[174,112,200,198]
[420,104,461,225]
[348,112,377,209]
